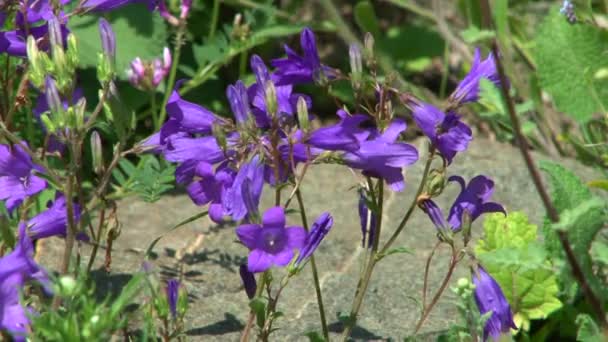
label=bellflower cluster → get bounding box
[0,0,69,57]
[0,223,48,341]
[127,48,172,91]
[472,266,517,341]
[420,175,505,233]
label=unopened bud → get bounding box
[27,36,45,88]
[425,169,446,198]
[48,17,63,50]
[98,18,116,63]
[180,0,192,19]
[45,76,63,117]
[74,97,87,130]
[66,33,79,69]
[40,113,56,133]
[349,44,363,89]
[239,264,257,299]
[264,80,278,117]
[91,131,104,176]
[296,96,309,131]
[364,32,375,66]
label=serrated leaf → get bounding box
[540,161,608,301]
[69,5,169,80]
[476,212,537,253]
[354,1,380,37]
[576,314,603,342]
[536,11,608,122]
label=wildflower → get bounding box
[165,279,180,319]
[0,143,47,214]
[223,156,264,222]
[410,101,472,164]
[343,119,419,192]
[472,266,516,341]
[98,18,116,62]
[127,47,172,91]
[226,80,252,126]
[307,109,370,152]
[420,175,505,232]
[450,48,503,106]
[239,264,257,299]
[81,0,157,12]
[295,212,333,265]
[560,1,577,24]
[27,195,85,241]
[236,207,307,273]
[0,223,48,341]
[271,28,334,85]
[358,190,376,248]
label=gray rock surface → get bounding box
[36,138,602,341]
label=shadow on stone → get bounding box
[327,321,384,340]
[90,269,134,302]
[185,313,244,336]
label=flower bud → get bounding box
[349,44,363,89]
[98,18,116,63]
[425,169,446,198]
[264,80,278,118]
[66,33,79,70]
[364,32,375,66]
[58,276,77,296]
[48,16,63,51]
[45,76,63,118]
[180,0,192,19]
[296,96,310,131]
[239,264,257,299]
[27,36,45,88]
[90,131,104,176]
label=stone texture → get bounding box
[36,138,602,341]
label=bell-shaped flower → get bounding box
[27,195,85,241]
[271,27,335,85]
[236,207,307,273]
[450,48,504,106]
[343,119,419,192]
[222,156,264,222]
[472,266,517,341]
[165,279,180,319]
[411,101,472,164]
[307,110,370,152]
[295,212,333,265]
[0,143,47,214]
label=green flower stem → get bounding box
[150,91,159,130]
[295,189,329,341]
[159,25,186,127]
[341,180,384,341]
[240,271,270,342]
[208,0,221,41]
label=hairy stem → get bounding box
[296,189,329,340]
[159,25,186,126]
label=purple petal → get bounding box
[247,249,273,273]
[236,224,261,250]
[262,207,286,229]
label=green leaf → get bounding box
[69,5,169,80]
[354,1,380,37]
[576,314,603,342]
[249,298,266,329]
[475,212,537,253]
[460,26,495,44]
[536,11,608,122]
[587,179,608,191]
[540,161,608,301]
[376,246,412,261]
[476,212,562,332]
[590,240,608,266]
[305,331,326,342]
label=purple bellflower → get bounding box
[0,223,48,341]
[420,175,505,232]
[358,191,376,249]
[222,156,264,222]
[239,264,257,299]
[472,266,517,341]
[271,27,334,85]
[0,143,47,214]
[99,18,116,62]
[236,207,307,273]
[411,101,472,164]
[27,195,85,241]
[227,80,252,126]
[450,48,503,106]
[165,279,180,319]
[343,119,419,192]
[307,109,370,152]
[81,0,158,12]
[295,212,333,265]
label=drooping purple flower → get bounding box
[410,101,472,164]
[0,143,47,214]
[165,279,179,319]
[343,119,419,192]
[447,175,505,231]
[222,156,264,222]
[27,195,85,241]
[236,206,307,273]
[98,18,116,61]
[307,110,370,152]
[185,162,235,223]
[295,212,333,265]
[162,135,225,164]
[239,264,257,299]
[358,191,376,249]
[420,175,505,232]
[450,48,503,106]
[271,27,334,85]
[160,82,220,141]
[0,25,49,57]
[472,266,516,341]
[0,223,48,341]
